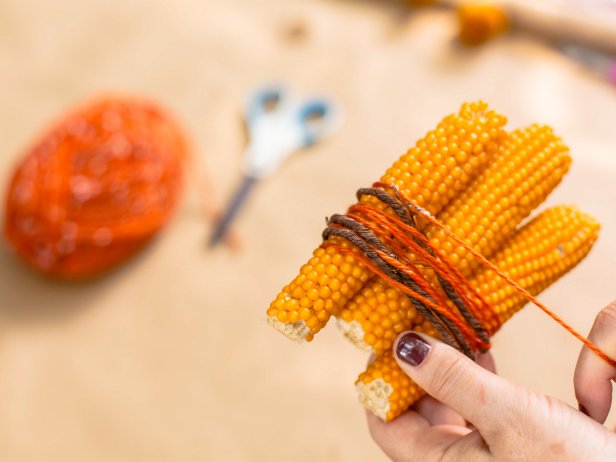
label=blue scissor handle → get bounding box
[297,99,336,146]
[245,85,338,146]
[244,85,287,127]
[242,84,340,178]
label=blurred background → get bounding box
[0,0,615,460]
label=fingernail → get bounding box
[578,403,589,416]
[396,332,431,366]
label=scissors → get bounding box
[208,85,340,248]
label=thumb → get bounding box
[394,332,519,435]
[574,301,616,423]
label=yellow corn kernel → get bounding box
[267,102,507,341]
[338,125,571,353]
[357,205,600,421]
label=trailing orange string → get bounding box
[325,182,616,368]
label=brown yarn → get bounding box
[323,185,492,359]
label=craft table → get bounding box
[0,1,614,460]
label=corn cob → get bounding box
[338,125,571,354]
[357,205,600,421]
[267,102,507,341]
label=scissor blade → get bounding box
[208,175,259,248]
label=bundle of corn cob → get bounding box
[267,102,507,341]
[266,101,600,422]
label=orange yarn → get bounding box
[4,97,187,279]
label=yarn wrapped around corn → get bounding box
[267,102,507,341]
[265,101,600,424]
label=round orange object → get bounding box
[458,4,509,46]
[4,97,187,279]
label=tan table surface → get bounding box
[0,1,615,460]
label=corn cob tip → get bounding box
[355,377,393,421]
[336,318,371,352]
[266,316,312,342]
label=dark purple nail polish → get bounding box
[396,332,431,366]
[578,403,589,416]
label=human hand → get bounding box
[575,301,616,424]
[368,331,616,462]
